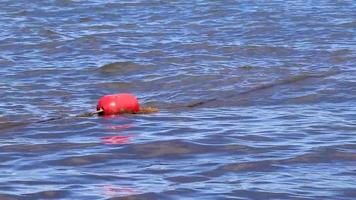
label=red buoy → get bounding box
[96,93,140,115]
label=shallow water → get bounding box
[1,0,356,199]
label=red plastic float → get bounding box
[96,93,140,115]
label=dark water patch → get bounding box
[125,140,201,159]
[96,62,156,75]
[220,160,279,173]
[0,121,28,132]
[109,192,167,200]
[76,172,133,183]
[0,142,98,154]
[120,140,263,159]
[342,188,356,199]
[163,188,200,200]
[226,134,276,143]
[233,45,297,57]
[202,145,356,178]
[0,193,22,200]
[179,42,216,51]
[237,70,339,96]
[185,70,339,108]
[24,190,67,199]
[46,153,108,166]
[166,175,209,184]
[5,180,61,187]
[0,58,14,66]
[79,16,93,23]
[285,93,321,104]
[239,65,257,71]
[39,29,63,40]
[97,81,138,91]
[338,20,356,28]
[281,146,356,164]
[10,68,69,79]
[138,50,166,57]
[85,24,118,31]
[230,190,310,200]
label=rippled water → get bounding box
[1,0,356,199]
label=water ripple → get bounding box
[1,0,355,199]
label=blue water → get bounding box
[0,1,355,199]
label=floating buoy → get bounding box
[96,93,140,115]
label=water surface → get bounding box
[0,0,355,199]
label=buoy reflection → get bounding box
[102,184,135,197]
[101,135,132,144]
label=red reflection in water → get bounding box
[102,185,135,197]
[100,115,129,120]
[101,135,133,144]
[100,114,135,145]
